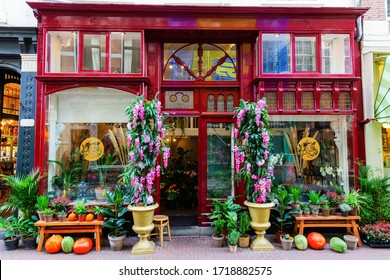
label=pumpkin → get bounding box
[45,234,63,253]
[68,212,77,221]
[61,236,74,253]
[307,232,326,250]
[73,237,93,254]
[85,213,94,222]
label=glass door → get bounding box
[198,118,235,226]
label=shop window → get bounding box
[339,91,351,110]
[321,34,351,74]
[262,34,291,74]
[2,82,20,116]
[45,87,137,193]
[295,36,317,72]
[321,92,333,110]
[46,31,78,73]
[163,43,237,81]
[264,92,277,110]
[270,115,353,192]
[46,31,142,74]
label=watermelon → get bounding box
[330,237,347,253]
[61,236,75,253]
[293,234,308,250]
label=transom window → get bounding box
[261,33,352,75]
[163,43,237,81]
[46,31,141,74]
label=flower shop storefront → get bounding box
[28,2,367,227]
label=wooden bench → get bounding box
[34,220,104,252]
[292,214,362,247]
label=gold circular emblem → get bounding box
[297,137,320,161]
[80,137,104,161]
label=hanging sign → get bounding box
[297,137,320,161]
[80,137,104,161]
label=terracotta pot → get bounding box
[97,214,104,221]
[229,244,238,253]
[244,200,275,251]
[321,208,331,217]
[238,234,250,248]
[344,235,358,250]
[78,214,86,222]
[212,234,224,247]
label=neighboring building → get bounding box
[28,1,367,226]
[360,0,390,176]
[0,0,37,176]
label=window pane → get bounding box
[83,34,106,71]
[295,36,316,72]
[262,34,291,74]
[110,32,141,74]
[46,31,78,73]
[45,87,137,193]
[321,34,351,74]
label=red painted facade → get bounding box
[28,1,368,226]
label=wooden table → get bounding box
[34,220,104,252]
[292,214,362,247]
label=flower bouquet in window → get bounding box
[233,97,275,250]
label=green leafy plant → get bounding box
[73,200,87,216]
[269,185,294,233]
[43,208,54,215]
[95,153,117,188]
[322,203,330,210]
[339,203,352,212]
[102,187,129,237]
[344,190,367,213]
[0,169,42,219]
[93,206,104,215]
[212,218,224,237]
[228,229,240,246]
[307,190,324,205]
[289,185,302,204]
[238,211,251,237]
[0,216,21,240]
[35,195,50,212]
[19,216,38,239]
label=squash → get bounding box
[61,236,74,253]
[307,232,326,250]
[68,212,77,221]
[85,213,94,222]
[45,234,63,253]
[330,237,347,253]
[73,237,93,254]
[293,234,308,250]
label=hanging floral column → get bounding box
[122,93,170,255]
[234,98,275,251]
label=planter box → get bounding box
[362,239,390,248]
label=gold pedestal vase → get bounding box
[244,201,275,251]
[128,203,159,255]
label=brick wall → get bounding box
[361,0,387,20]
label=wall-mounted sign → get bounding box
[297,137,320,161]
[80,137,104,161]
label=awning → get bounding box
[374,56,390,123]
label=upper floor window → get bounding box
[163,43,237,81]
[46,31,141,74]
[261,33,352,75]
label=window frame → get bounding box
[79,31,110,73]
[259,32,354,77]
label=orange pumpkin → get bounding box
[45,234,63,253]
[307,232,326,250]
[85,213,94,222]
[73,237,93,254]
[68,212,77,221]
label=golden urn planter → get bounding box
[244,200,275,251]
[128,203,159,255]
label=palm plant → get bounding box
[288,185,302,206]
[0,169,42,219]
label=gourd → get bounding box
[293,234,308,250]
[68,212,77,221]
[61,236,74,253]
[85,213,94,222]
[330,237,347,253]
[307,232,326,250]
[45,234,63,253]
[73,237,93,254]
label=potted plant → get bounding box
[73,200,87,221]
[94,206,105,221]
[344,189,367,216]
[339,203,352,216]
[302,204,311,217]
[269,185,293,243]
[321,202,331,217]
[19,216,38,249]
[0,216,21,251]
[280,233,294,251]
[360,221,390,247]
[211,217,225,247]
[307,190,324,213]
[94,153,117,201]
[35,195,50,221]
[0,169,42,219]
[42,208,54,222]
[233,98,275,251]
[102,187,129,251]
[238,211,251,248]
[289,185,302,210]
[325,191,344,215]
[228,229,240,253]
[57,210,67,222]
[121,93,170,255]
[50,196,70,214]
[48,150,83,198]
